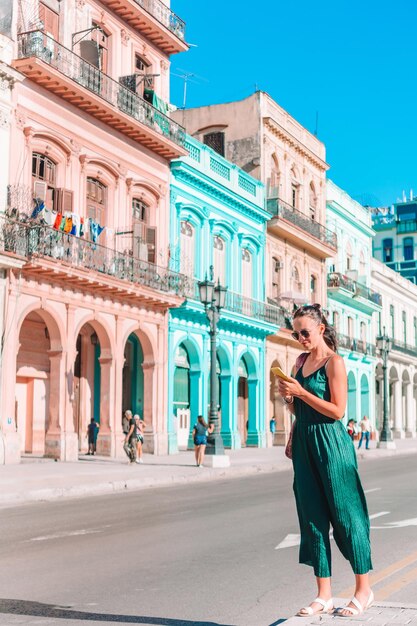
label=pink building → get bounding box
[0,0,188,462]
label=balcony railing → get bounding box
[327,273,382,307]
[337,333,376,356]
[17,31,186,149]
[137,0,186,40]
[391,339,417,357]
[185,280,285,326]
[0,216,190,297]
[267,197,337,249]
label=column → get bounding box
[112,316,126,458]
[393,379,404,438]
[96,356,114,455]
[405,381,415,438]
[45,349,66,459]
[62,304,78,461]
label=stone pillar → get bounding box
[393,379,404,438]
[96,356,113,456]
[405,381,415,438]
[112,317,125,458]
[45,350,66,459]
[142,361,155,454]
[61,305,78,461]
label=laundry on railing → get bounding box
[30,199,45,219]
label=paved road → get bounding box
[0,455,415,626]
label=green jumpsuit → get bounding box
[292,359,372,578]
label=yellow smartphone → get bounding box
[271,366,292,382]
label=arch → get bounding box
[30,130,72,162]
[81,155,120,186]
[17,301,65,353]
[171,334,202,371]
[235,347,258,380]
[237,350,259,446]
[121,326,155,366]
[211,219,238,238]
[129,180,161,205]
[238,233,261,253]
[347,371,357,422]
[360,374,370,421]
[269,153,280,197]
[74,314,114,358]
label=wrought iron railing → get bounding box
[267,197,337,249]
[17,31,186,148]
[136,0,186,40]
[391,339,417,357]
[337,333,376,356]
[185,280,286,326]
[327,273,382,306]
[0,216,191,297]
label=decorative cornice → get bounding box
[263,117,329,173]
[172,166,269,225]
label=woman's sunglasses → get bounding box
[291,329,312,341]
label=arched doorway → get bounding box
[16,312,51,455]
[347,371,356,423]
[237,356,249,445]
[73,323,102,452]
[173,343,191,449]
[122,333,144,417]
[360,374,370,422]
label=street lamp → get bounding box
[376,328,396,449]
[198,266,230,467]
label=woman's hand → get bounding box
[278,377,304,399]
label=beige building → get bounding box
[172,91,337,443]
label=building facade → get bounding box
[326,180,380,429]
[371,258,417,438]
[168,135,283,453]
[372,199,417,285]
[173,92,337,443]
[0,0,188,462]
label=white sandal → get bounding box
[336,591,374,616]
[297,597,334,617]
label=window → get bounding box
[39,2,59,40]
[360,321,367,347]
[32,152,56,210]
[310,274,317,300]
[291,166,299,209]
[92,24,109,73]
[359,252,366,277]
[203,132,225,157]
[346,242,353,271]
[347,316,353,339]
[271,257,281,299]
[180,220,195,277]
[414,316,417,347]
[383,238,393,263]
[132,198,147,223]
[309,182,317,220]
[241,248,252,299]
[402,311,407,344]
[268,155,280,198]
[332,311,339,331]
[213,235,226,284]
[403,237,414,261]
[390,304,395,339]
[132,198,155,263]
[135,54,152,94]
[86,177,106,225]
[291,265,301,292]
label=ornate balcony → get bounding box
[0,216,190,306]
[337,333,376,357]
[13,31,187,160]
[327,272,382,313]
[100,0,187,53]
[182,280,285,328]
[391,339,417,358]
[267,197,337,259]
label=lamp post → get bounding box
[198,266,230,467]
[376,328,396,449]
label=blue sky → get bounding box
[171,0,417,207]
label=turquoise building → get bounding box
[168,136,283,453]
[326,180,381,429]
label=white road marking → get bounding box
[27,529,103,542]
[369,511,390,520]
[364,487,381,494]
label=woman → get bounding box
[134,414,145,464]
[192,416,214,467]
[277,304,373,617]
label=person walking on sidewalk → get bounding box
[87,417,99,455]
[135,414,146,464]
[277,304,373,618]
[123,412,137,463]
[358,416,371,450]
[347,418,356,441]
[192,416,214,467]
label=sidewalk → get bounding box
[0,437,415,508]
[284,599,417,626]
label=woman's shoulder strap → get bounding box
[295,352,309,369]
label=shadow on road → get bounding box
[0,598,234,625]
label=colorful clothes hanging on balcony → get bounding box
[53,213,62,230]
[31,200,45,219]
[43,209,56,226]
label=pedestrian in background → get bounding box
[122,409,132,436]
[347,418,356,441]
[135,414,145,464]
[123,411,137,463]
[358,415,371,450]
[87,417,99,455]
[277,303,373,617]
[192,416,214,467]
